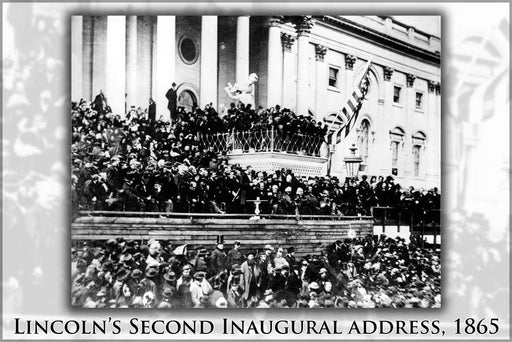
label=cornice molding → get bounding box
[315,16,441,66]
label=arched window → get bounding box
[358,119,370,169]
[412,131,427,177]
[389,127,405,174]
[178,90,197,113]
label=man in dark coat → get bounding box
[210,241,227,276]
[93,90,107,115]
[165,83,178,121]
[148,98,156,123]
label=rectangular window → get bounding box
[393,86,401,103]
[391,141,399,168]
[413,145,421,177]
[415,92,423,109]
[328,67,339,88]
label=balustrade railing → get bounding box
[77,210,371,221]
[200,129,325,157]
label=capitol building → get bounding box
[71,15,441,189]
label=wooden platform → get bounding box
[72,214,374,257]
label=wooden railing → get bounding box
[371,206,441,248]
[77,210,372,221]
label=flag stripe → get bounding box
[324,59,372,144]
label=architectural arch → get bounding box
[389,126,406,174]
[357,118,372,169]
[176,82,199,112]
[322,110,348,132]
[411,131,427,177]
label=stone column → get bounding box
[236,16,250,85]
[404,73,417,177]
[125,16,138,111]
[294,16,313,116]
[434,82,441,184]
[91,16,107,100]
[136,17,153,110]
[106,16,126,116]
[281,32,295,108]
[71,16,83,102]
[200,16,218,108]
[155,16,176,121]
[314,44,327,121]
[381,66,394,175]
[82,16,94,101]
[266,16,283,108]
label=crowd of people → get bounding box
[71,235,441,308]
[71,95,441,309]
[71,97,440,217]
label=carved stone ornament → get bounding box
[281,33,295,52]
[406,73,416,88]
[345,54,357,70]
[315,44,328,62]
[383,66,394,81]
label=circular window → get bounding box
[179,36,199,65]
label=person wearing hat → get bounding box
[165,82,178,121]
[285,247,296,270]
[110,267,129,300]
[240,251,260,307]
[138,267,158,298]
[189,270,213,307]
[208,276,226,307]
[268,263,287,294]
[193,248,208,273]
[210,236,227,275]
[176,264,192,289]
[226,276,244,308]
[257,252,271,292]
[226,241,244,270]
[176,269,193,308]
[83,172,107,210]
[273,247,289,271]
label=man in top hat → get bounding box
[226,275,244,308]
[210,235,227,275]
[165,82,178,122]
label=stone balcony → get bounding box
[200,129,329,177]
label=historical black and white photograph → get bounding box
[70,15,441,309]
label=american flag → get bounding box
[325,59,372,146]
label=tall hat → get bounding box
[216,235,225,245]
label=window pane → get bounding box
[413,145,421,177]
[328,68,338,88]
[329,68,336,78]
[416,92,423,108]
[391,141,399,168]
[393,86,401,103]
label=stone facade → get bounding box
[72,15,441,188]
